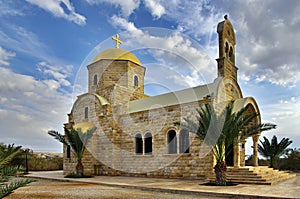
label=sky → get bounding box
[0,0,299,154]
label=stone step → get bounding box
[208,167,296,185]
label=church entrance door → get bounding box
[225,144,234,166]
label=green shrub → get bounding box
[28,156,63,171]
[12,153,63,171]
[1,166,24,176]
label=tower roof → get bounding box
[92,48,141,65]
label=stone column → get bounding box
[142,137,145,155]
[233,142,240,168]
[252,135,260,167]
[176,131,179,154]
[240,139,246,167]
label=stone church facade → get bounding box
[64,17,262,179]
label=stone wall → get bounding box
[88,60,146,103]
[64,98,215,179]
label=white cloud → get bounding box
[0,0,25,16]
[84,0,300,87]
[85,0,140,17]
[143,0,165,18]
[0,48,72,151]
[262,96,300,141]
[0,66,72,151]
[110,15,216,89]
[159,1,222,39]
[26,0,86,26]
[0,46,15,66]
[0,24,67,66]
[37,61,72,87]
[131,0,300,87]
[211,0,300,87]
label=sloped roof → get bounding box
[126,77,222,113]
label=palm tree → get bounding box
[48,126,96,176]
[177,101,276,185]
[0,144,22,170]
[258,135,292,168]
[0,144,33,198]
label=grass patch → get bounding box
[64,173,93,178]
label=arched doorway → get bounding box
[225,144,234,166]
[227,98,261,167]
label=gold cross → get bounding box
[112,34,122,48]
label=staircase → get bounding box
[209,166,296,185]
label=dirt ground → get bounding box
[5,179,226,199]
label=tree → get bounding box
[278,148,300,171]
[0,143,33,198]
[48,126,96,176]
[0,144,22,170]
[258,135,292,168]
[177,101,276,185]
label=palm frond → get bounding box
[258,135,292,167]
[178,100,277,166]
[0,178,34,198]
[48,130,68,145]
[0,147,22,170]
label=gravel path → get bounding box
[5,179,227,199]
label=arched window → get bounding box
[135,133,143,155]
[134,75,138,87]
[225,42,229,56]
[84,107,88,119]
[168,130,177,154]
[144,133,152,155]
[93,74,98,86]
[179,130,190,153]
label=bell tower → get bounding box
[216,15,238,81]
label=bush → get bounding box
[12,152,63,171]
[246,149,300,171]
[278,148,300,171]
[28,156,63,171]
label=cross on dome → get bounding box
[112,34,122,48]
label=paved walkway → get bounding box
[25,171,300,199]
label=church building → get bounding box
[64,16,262,179]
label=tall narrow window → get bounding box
[93,74,98,86]
[144,133,152,155]
[229,46,233,58]
[134,75,138,87]
[225,42,229,57]
[84,107,88,119]
[179,130,190,153]
[66,145,71,158]
[135,133,143,155]
[168,130,177,154]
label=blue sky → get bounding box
[0,0,299,154]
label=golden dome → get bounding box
[92,48,141,65]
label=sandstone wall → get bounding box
[64,98,215,179]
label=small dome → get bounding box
[92,48,141,65]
